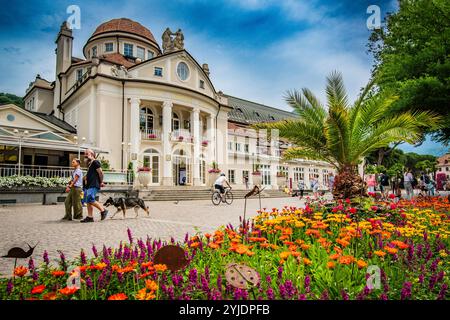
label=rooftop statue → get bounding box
[162,28,184,53]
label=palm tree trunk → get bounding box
[332,165,367,199]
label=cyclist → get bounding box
[214,173,232,201]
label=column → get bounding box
[88,84,97,145]
[162,101,173,186]
[270,161,278,189]
[191,107,201,186]
[129,98,141,174]
[207,114,215,165]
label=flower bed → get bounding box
[1,197,449,300]
[0,176,69,189]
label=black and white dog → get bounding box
[104,196,150,219]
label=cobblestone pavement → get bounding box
[0,196,306,277]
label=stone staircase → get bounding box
[140,187,291,202]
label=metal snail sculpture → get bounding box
[153,245,189,272]
[2,242,39,280]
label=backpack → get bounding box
[381,175,389,186]
[424,175,430,184]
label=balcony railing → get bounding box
[256,146,270,155]
[171,129,193,142]
[141,129,161,141]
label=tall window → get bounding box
[154,67,163,77]
[244,144,249,153]
[140,107,154,132]
[105,43,113,52]
[228,141,233,151]
[148,51,154,59]
[294,167,304,182]
[199,80,205,89]
[76,69,83,81]
[228,170,235,184]
[136,46,145,60]
[92,46,97,57]
[235,143,241,152]
[124,43,133,57]
[172,113,180,131]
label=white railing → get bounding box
[0,164,134,185]
[141,129,161,141]
[0,164,73,178]
[171,129,193,142]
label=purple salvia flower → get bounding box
[32,271,39,281]
[80,250,87,265]
[217,275,222,292]
[380,293,388,300]
[284,280,295,299]
[437,284,448,300]
[6,280,13,295]
[431,259,439,273]
[304,275,311,293]
[266,288,275,300]
[117,272,124,283]
[279,284,287,299]
[266,275,272,284]
[171,237,175,244]
[205,266,210,282]
[188,269,198,286]
[429,274,437,290]
[43,250,49,266]
[417,244,423,259]
[437,271,444,282]
[28,257,35,271]
[92,245,98,257]
[418,274,424,284]
[58,250,67,270]
[320,290,329,300]
[423,231,428,242]
[400,282,412,300]
[341,290,349,300]
[127,228,133,244]
[277,266,283,280]
[298,294,306,300]
[184,233,189,243]
[168,286,175,300]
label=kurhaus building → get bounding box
[0,18,334,189]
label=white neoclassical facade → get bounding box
[0,18,334,189]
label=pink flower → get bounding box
[390,204,397,210]
[349,207,357,214]
[389,194,395,199]
[371,206,378,211]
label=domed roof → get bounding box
[92,18,157,44]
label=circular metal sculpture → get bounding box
[225,263,259,289]
[153,245,189,272]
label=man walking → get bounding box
[297,179,305,199]
[62,158,83,221]
[80,149,108,223]
[404,169,414,200]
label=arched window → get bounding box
[172,112,180,131]
[140,107,154,132]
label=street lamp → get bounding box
[74,136,86,159]
[13,129,29,176]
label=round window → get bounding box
[177,62,190,81]
[6,114,15,122]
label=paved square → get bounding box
[0,197,306,277]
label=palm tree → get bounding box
[254,71,442,199]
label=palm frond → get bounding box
[325,71,349,110]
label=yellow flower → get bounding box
[439,250,448,258]
[303,258,312,265]
[145,280,158,292]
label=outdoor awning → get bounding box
[0,138,109,154]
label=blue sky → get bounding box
[0,0,447,156]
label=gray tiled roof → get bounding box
[32,112,77,133]
[225,95,298,124]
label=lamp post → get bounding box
[74,136,86,159]
[13,129,29,176]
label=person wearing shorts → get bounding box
[80,149,108,223]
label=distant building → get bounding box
[0,18,334,189]
[437,154,450,179]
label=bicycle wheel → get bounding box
[211,191,221,206]
[225,191,234,205]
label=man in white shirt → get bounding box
[214,173,231,200]
[404,169,414,200]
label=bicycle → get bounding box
[211,187,233,205]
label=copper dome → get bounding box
[92,18,157,44]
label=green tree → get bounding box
[254,71,441,199]
[415,160,437,174]
[368,0,450,143]
[0,93,24,107]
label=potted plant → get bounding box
[148,133,157,139]
[252,166,262,186]
[207,162,221,188]
[137,166,151,188]
[178,136,184,142]
[202,140,208,147]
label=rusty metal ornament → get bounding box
[153,245,189,272]
[225,263,259,289]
